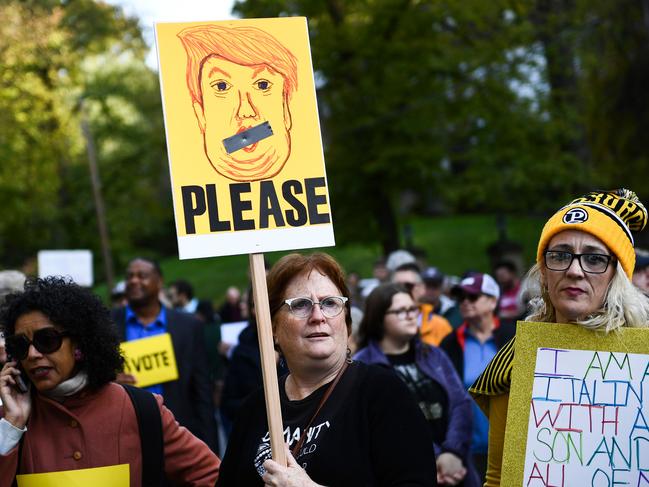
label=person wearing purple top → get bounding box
[355,282,480,487]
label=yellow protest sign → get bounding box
[155,17,335,259]
[120,333,178,388]
[17,464,129,487]
[502,322,649,486]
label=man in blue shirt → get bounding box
[440,273,516,482]
[113,258,219,453]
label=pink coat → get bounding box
[0,382,219,487]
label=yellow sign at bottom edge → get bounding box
[17,464,129,487]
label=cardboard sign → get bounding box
[17,464,129,487]
[37,250,93,287]
[155,17,335,259]
[220,320,248,347]
[120,333,179,388]
[502,322,649,486]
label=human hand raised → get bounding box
[0,361,32,429]
[436,452,467,485]
[115,372,138,385]
[261,443,325,487]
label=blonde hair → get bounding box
[524,262,649,332]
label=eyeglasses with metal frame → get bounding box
[283,296,348,318]
[544,250,614,274]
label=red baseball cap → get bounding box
[452,273,500,299]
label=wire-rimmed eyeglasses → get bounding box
[282,296,348,318]
[544,250,614,274]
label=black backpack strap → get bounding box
[11,434,24,487]
[122,384,165,487]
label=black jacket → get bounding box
[220,322,289,425]
[111,306,219,453]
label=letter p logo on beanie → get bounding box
[537,188,648,278]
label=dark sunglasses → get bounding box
[6,328,70,360]
[457,293,481,303]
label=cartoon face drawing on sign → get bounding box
[178,25,298,182]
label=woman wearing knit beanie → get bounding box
[469,188,649,486]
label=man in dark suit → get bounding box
[112,258,218,453]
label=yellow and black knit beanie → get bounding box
[536,189,648,278]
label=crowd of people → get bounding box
[1,187,649,486]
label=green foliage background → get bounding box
[1,0,649,293]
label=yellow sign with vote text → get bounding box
[17,464,129,487]
[120,333,179,388]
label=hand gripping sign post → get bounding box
[501,322,649,486]
[155,17,335,465]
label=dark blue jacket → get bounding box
[354,339,481,487]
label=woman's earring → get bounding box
[346,347,353,364]
[74,349,84,361]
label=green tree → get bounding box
[233,0,585,254]
[0,1,172,275]
[576,0,649,193]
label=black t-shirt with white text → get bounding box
[217,361,436,486]
[386,346,450,445]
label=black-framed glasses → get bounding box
[283,296,348,318]
[5,328,71,360]
[544,251,613,274]
[385,306,420,320]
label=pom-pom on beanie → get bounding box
[536,189,647,278]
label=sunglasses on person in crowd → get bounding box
[385,306,420,320]
[544,250,613,274]
[457,293,481,303]
[5,328,71,360]
[283,296,348,318]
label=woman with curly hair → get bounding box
[0,277,219,486]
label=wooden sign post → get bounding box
[155,17,335,463]
[249,252,286,464]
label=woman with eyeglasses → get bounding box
[0,277,219,486]
[217,253,436,486]
[355,283,480,487]
[470,189,649,486]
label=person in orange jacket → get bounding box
[391,262,453,346]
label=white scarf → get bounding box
[43,371,89,401]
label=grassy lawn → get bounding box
[405,214,544,275]
[97,213,545,305]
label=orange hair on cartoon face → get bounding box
[178,24,298,110]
